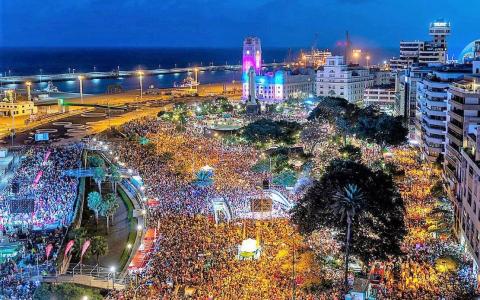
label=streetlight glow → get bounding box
[78,75,84,104]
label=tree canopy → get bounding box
[308,97,407,146]
[291,159,406,264]
[242,118,302,145]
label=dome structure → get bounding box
[458,39,480,63]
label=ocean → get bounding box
[0,47,398,94]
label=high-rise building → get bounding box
[390,20,451,70]
[445,75,480,266]
[415,65,471,161]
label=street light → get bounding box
[366,55,371,67]
[110,266,116,290]
[137,71,144,101]
[25,81,32,101]
[78,75,84,104]
[194,68,199,93]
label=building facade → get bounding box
[242,37,314,101]
[415,66,471,161]
[316,56,374,104]
[390,21,451,70]
[0,101,38,117]
[363,84,396,114]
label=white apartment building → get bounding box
[415,66,471,162]
[363,84,396,114]
[316,56,374,104]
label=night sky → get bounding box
[1,0,479,51]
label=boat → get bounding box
[43,81,59,93]
[174,74,199,89]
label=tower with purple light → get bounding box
[242,37,262,75]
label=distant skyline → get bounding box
[1,0,479,56]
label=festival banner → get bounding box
[45,244,53,259]
[64,240,75,257]
[33,171,43,187]
[81,240,91,259]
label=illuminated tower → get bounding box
[429,20,451,50]
[243,37,262,75]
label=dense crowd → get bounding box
[0,145,82,299]
[0,145,82,232]
[378,148,477,299]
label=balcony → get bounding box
[422,115,445,127]
[448,110,464,122]
[447,132,462,146]
[424,135,444,145]
[448,122,463,136]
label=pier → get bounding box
[0,63,285,84]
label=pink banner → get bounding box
[45,244,53,259]
[32,171,43,187]
[81,240,91,259]
[43,150,51,164]
[64,240,75,257]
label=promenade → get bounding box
[0,63,284,84]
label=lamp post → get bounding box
[137,71,144,101]
[194,68,199,93]
[78,75,84,104]
[110,266,116,290]
[366,55,371,68]
[25,81,32,101]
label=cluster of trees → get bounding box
[308,97,408,146]
[68,228,108,266]
[196,97,234,115]
[88,155,122,195]
[33,283,104,300]
[242,118,302,146]
[292,159,406,288]
[87,191,120,234]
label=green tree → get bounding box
[109,165,122,194]
[88,155,105,168]
[87,191,102,225]
[339,145,362,161]
[91,236,108,266]
[242,118,302,146]
[291,159,406,265]
[99,193,120,234]
[92,167,106,195]
[33,283,103,300]
[331,184,365,291]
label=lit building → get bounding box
[363,84,396,114]
[316,56,374,104]
[300,49,332,68]
[390,20,451,70]
[0,101,38,117]
[415,65,471,161]
[242,37,315,102]
[242,37,262,75]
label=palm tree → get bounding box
[331,184,365,292]
[92,167,106,195]
[109,165,122,194]
[99,193,120,234]
[90,236,108,269]
[87,191,102,225]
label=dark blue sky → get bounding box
[1,0,479,53]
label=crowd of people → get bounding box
[104,110,480,300]
[0,145,82,232]
[378,148,477,299]
[0,145,82,299]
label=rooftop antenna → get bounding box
[345,31,351,65]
